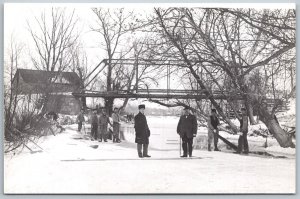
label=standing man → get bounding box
[177,107,198,157]
[207,109,220,151]
[134,104,151,158]
[90,110,98,141]
[77,109,85,133]
[237,108,249,154]
[98,109,111,142]
[112,107,121,143]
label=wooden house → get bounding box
[12,69,82,115]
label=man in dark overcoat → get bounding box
[177,107,198,157]
[134,104,151,158]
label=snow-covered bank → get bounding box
[193,130,296,158]
[4,126,295,194]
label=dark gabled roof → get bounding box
[15,69,81,86]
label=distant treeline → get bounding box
[124,104,181,116]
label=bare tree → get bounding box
[27,7,79,114]
[153,7,295,147]
[90,8,134,114]
[4,35,43,153]
[4,35,24,140]
[67,42,89,108]
[91,8,163,114]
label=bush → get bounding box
[4,111,61,153]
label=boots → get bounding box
[137,144,144,158]
[188,143,193,157]
[142,144,150,157]
[208,144,211,151]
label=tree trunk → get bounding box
[107,64,112,92]
[246,99,256,125]
[188,67,239,133]
[258,105,295,148]
[120,98,129,111]
[240,82,256,124]
[105,97,114,116]
[105,58,115,116]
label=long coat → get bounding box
[177,114,197,138]
[207,115,220,134]
[239,115,248,133]
[77,113,85,123]
[134,112,150,144]
[98,114,110,134]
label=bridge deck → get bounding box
[72,89,243,100]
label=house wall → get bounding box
[46,95,81,115]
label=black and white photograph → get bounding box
[3,3,296,194]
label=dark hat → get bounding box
[183,106,189,110]
[138,104,145,109]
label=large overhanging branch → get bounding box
[221,8,295,46]
[242,45,294,76]
[148,99,197,113]
[148,99,182,108]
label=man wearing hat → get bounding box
[134,104,151,158]
[177,107,198,157]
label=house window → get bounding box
[59,76,70,84]
[51,75,71,84]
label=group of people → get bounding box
[207,108,249,154]
[76,108,122,143]
[171,106,249,157]
[76,104,249,158]
[75,104,151,158]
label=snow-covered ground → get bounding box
[4,121,296,194]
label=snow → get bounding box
[265,146,296,156]
[4,119,296,194]
[286,98,296,116]
[277,98,296,127]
